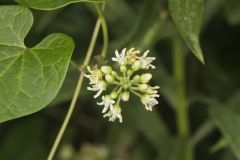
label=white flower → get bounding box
[145,85,160,94]
[87,81,106,98]
[138,50,156,69]
[97,96,115,113]
[141,94,159,111]
[112,48,127,65]
[103,105,123,123]
[84,66,102,84]
[126,48,140,64]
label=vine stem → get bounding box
[173,38,194,160]
[47,12,102,160]
[95,4,108,58]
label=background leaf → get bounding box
[168,0,205,63]
[16,0,107,10]
[0,117,47,159]
[0,6,74,123]
[157,137,184,160]
[224,0,240,25]
[210,105,240,159]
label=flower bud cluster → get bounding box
[84,48,160,123]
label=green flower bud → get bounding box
[131,60,141,71]
[133,75,140,82]
[127,69,133,75]
[101,66,112,74]
[105,74,114,83]
[114,105,122,112]
[111,71,117,77]
[110,92,118,99]
[127,82,132,88]
[121,92,130,101]
[138,84,148,92]
[123,84,129,89]
[120,65,127,73]
[140,73,152,83]
[99,81,107,90]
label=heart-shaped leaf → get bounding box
[169,0,205,64]
[0,6,74,123]
[16,0,107,10]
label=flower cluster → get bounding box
[84,48,160,123]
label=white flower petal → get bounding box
[112,49,127,65]
[97,96,115,113]
[94,88,103,98]
[87,66,92,73]
[141,94,159,111]
[143,50,149,57]
[103,105,122,123]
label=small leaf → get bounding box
[0,6,74,123]
[210,105,240,159]
[169,0,205,64]
[210,138,227,153]
[16,0,107,10]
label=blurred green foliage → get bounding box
[0,0,240,159]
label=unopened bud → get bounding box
[131,60,141,71]
[140,73,152,83]
[111,71,117,77]
[110,92,118,99]
[123,84,129,89]
[127,69,133,75]
[120,65,127,73]
[138,84,148,92]
[133,75,140,82]
[105,74,114,83]
[121,92,130,101]
[101,66,112,74]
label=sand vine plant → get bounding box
[0,0,201,159]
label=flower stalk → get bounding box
[47,6,104,160]
[173,38,194,160]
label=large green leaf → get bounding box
[169,0,205,64]
[210,106,240,159]
[0,6,74,123]
[16,0,106,10]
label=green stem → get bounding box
[130,89,142,98]
[113,81,120,85]
[47,73,84,160]
[47,11,103,160]
[82,19,102,68]
[173,39,194,160]
[95,4,108,58]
